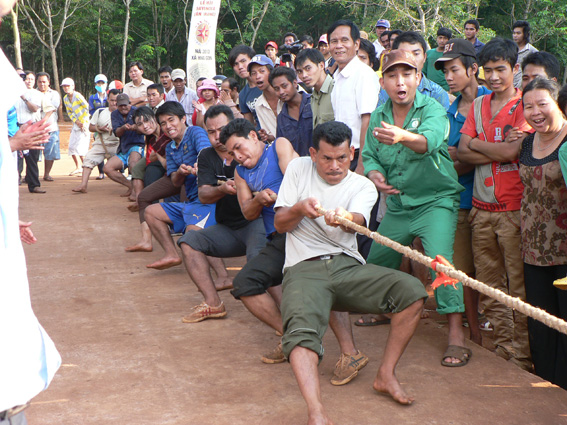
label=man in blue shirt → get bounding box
[464,19,485,55]
[104,93,145,197]
[377,31,450,111]
[229,45,262,127]
[145,101,215,270]
[270,66,313,157]
[435,38,491,346]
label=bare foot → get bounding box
[307,409,335,425]
[146,257,182,270]
[373,369,414,405]
[420,308,429,319]
[128,194,137,202]
[120,189,132,198]
[125,242,153,252]
[72,186,87,193]
[214,276,233,291]
[127,203,140,212]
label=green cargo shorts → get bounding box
[280,254,428,359]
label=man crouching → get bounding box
[274,121,427,424]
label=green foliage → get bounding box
[2,0,566,89]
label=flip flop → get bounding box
[354,316,391,327]
[43,176,54,182]
[441,345,472,367]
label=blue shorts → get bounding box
[116,146,144,167]
[44,130,60,160]
[161,201,216,234]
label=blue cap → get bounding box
[247,54,274,71]
[375,19,390,28]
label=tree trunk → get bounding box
[11,8,22,69]
[121,0,131,83]
[97,6,103,74]
[249,0,271,47]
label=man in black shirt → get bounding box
[177,105,267,323]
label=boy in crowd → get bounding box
[147,83,166,112]
[464,19,484,54]
[270,66,313,157]
[520,51,560,90]
[229,45,262,126]
[158,66,174,94]
[457,38,532,371]
[295,48,335,128]
[372,19,390,57]
[378,31,450,110]
[275,121,427,423]
[363,50,467,367]
[423,27,452,91]
[178,105,266,322]
[512,20,538,88]
[144,102,214,270]
[73,89,121,194]
[435,38,492,345]
[105,93,145,197]
[248,55,280,142]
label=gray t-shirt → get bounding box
[275,157,377,269]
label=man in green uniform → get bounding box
[362,50,469,366]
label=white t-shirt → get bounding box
[15,88,41,124]
[331,56,381,150]
[275,157,377,269]
[90,107,120,146]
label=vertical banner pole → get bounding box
[186,0,222,90]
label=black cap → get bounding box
[434,38,477,70]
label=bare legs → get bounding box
[145,203,183,269]
[464,286,482,345]
[72,166,93,193]
[125,221,153,252]
[44,159,55,181]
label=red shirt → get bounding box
[461,89,532,211]
[145,133,171,165]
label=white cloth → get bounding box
[67,125,90,156]
[15,88,41,124]
[39,88,60,132]
[90,108,119,146]
[373,39,385,58]
[275,157,377,269]
[166,87,198,126]
[255,93,282,137]
[331,56,380,150]
[0,49,61,412]
[514,43,539,88]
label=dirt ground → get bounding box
[18,145,567,424]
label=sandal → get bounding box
[441,345,472,367]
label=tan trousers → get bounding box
[469,207,531,367]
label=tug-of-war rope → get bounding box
[221,180,567,335]
[314,206,567,336]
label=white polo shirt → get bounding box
[331,56,381,150]
[255,93,282,137]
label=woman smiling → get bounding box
[519,77,567,389]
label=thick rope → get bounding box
[316,206,567,336]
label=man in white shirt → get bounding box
[248,54,281,142]
[274,121,427,424]
[512,20,538,88]
[372,19,390,58]
[165,68,198,126]
[16,71,44,193]
[0,1,61,422]
[123,61,154,107]
[36,71,61,182]
[329,19,381,174]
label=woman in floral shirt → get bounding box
[519,78,567,389]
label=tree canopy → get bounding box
[1,0,565,95]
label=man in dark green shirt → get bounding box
[423,27,452,91]
[362,50,469,367]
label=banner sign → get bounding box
[186,0,222,89]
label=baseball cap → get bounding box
[108,80,124,91]
[381,49,418,73]
[171,68,186,81]
[265,41,278,50]
[247,54,274,71]
[94,74,108,84]
[434,38,477,70]
[375,19,390,28]
[60,77,74,86]
[318,34,328,45]
[116,93,130,106]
